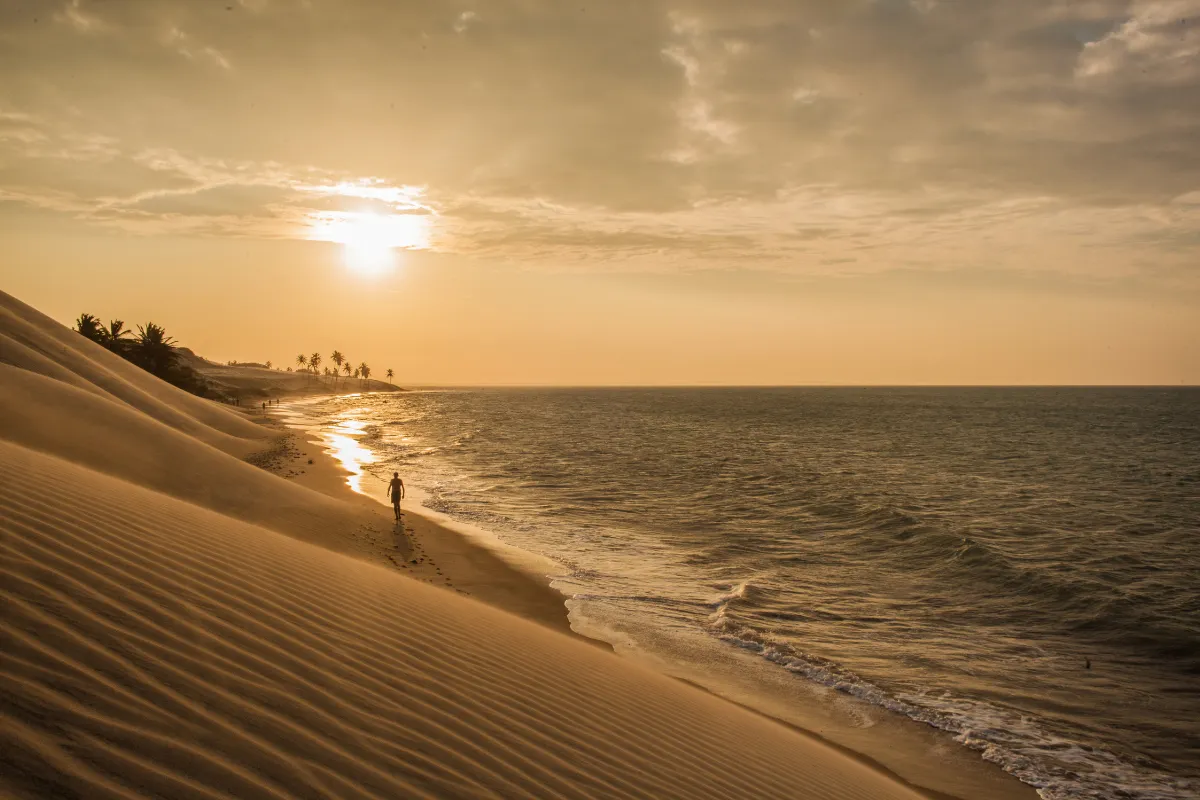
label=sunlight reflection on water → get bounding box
[326,415,375,493]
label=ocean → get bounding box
[279,387,1200,800]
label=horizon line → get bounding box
[395,383,1200,390]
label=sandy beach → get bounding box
[0,287,980,798]
[267,398,1041,800]
[245,417,583,638]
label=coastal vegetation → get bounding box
[331,350,345,387]
[74,312,209,397]
[73,313,399,400]
[286,350,395,390]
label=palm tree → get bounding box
[74,313,105,344]
[359,362,371,386]
[134,322,177,377]
[102,319,132,352]
[342,361,352,381]
[330,350,344,388]
[386,368,394,383]
[296,353,307,372]
[309,352,322,379]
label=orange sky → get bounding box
[2,1,1198,385]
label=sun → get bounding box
[309,211,431,276]
[343,217,399,276]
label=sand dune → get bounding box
[0,293,267,449]
[0,364,376,556]
[0,291,382,556]
[0,290,928,799]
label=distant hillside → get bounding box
[176,348,402,402]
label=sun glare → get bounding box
[308,211,431,276]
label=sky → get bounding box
[1,0,1198,385]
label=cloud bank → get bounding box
[1,0,1197,282]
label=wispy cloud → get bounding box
[161,25,233,70]
[1077,1,1200,82]
[54,0,107,34]
[454,10,478,34]
[662,14,741,164]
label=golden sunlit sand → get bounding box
[2,4,1196,796]
[0,289,943,798]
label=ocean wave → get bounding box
[707,581,754,626]
[707,619,1196,800]
[838,520,1200,668]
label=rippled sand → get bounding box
[0,288,932,799]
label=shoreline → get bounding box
[247,409,584,638]
[262,393,1038,800]
[0,288,1087,800]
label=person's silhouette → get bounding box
[386,472,405,521]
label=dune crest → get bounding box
[0,292,266,448]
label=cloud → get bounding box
[123,183,294,217]
[454,10,478,34]
[0,0,1196,285]
[161,25,233,70]
[1077,1,1200,83]
[54,0,108,34]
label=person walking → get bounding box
[386,472,405,521]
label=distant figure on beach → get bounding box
[387,472,405,520]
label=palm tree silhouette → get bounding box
[74,313,104,344]
[309,352,322,384]
[330,350,344,388]
[134,322,178,377]
[103,319,133,353]
[296,354,307,372]
[359,363,371,386]
[386,368,394,383]
[342,361,352,381]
